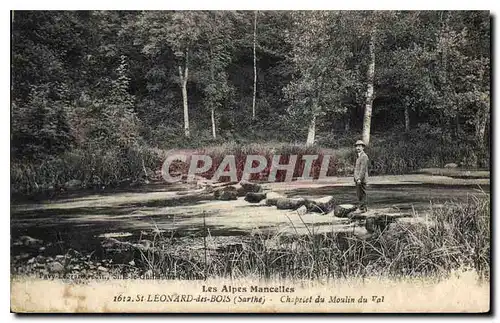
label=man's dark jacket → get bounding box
[354,151,369,183]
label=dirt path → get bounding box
[11,174,489,251]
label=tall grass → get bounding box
[137,196,489,281]
[166,142,356,182]
[366,128,489,175]
[161,128,489,183]
[11,145,166,196]
[196,143,337,182]
[11,126,489,196]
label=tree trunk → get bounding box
[178,50,190,138]
[475,103,488,146]
[455,115,461,137]
[252,11,258,120]
[306,112,316,146]
[345,114,350,132]
[440,12,450,80]
[404,104,410,132]
[208,40,217,139]
[211,107,216,139]
[362,29,376,146]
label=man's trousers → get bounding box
[356,181,367,211]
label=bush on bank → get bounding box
[11,126,489,196]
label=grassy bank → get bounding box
[137,196,489,281]
[11,128,489,196]
[11,145,167,196]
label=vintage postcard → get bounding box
[10,10,490,313]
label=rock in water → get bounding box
[265,192,285,206]
[232,184,247,197]
[239,180,263,193]
[65,179,82,190]
[296,205,308,216]
[334,204,357,218]
[306,196,336,213]
[244,192,267,203]
[365,217,377,233]
[219,190,238,200]
[444,163,458,168]
[101,237,121,249]
[19,235,43,247]
[97,266,108,272]
[47,261,64,273]
[214,185,244,199]
[276,197,307,210]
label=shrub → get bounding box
[11,144,165,196]
[178,143,339,182]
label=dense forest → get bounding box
[11,11,490,194]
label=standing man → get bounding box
[354,140,369,213]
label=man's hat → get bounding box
[354,140,365,146]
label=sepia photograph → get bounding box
[9,9,491,313]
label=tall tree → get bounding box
[139,11,205,138]
[355,11,396,145]
[252,11,258,120]
[198,11,234,139]
[362,27,376,145]
[284,11,356,146]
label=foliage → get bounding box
[11,86,74,160]
[283,11,357,135]
[11,10,490,195]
